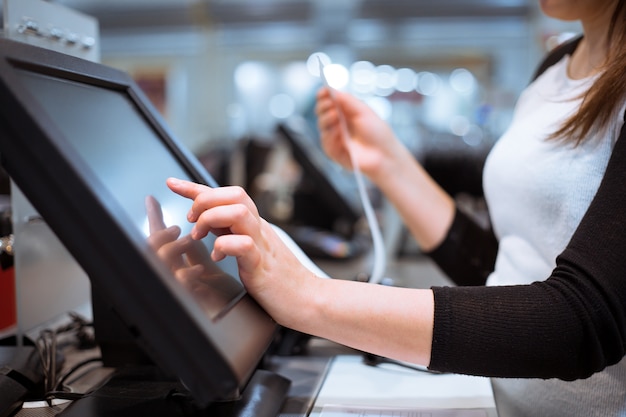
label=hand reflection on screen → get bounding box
[145,195,244,320]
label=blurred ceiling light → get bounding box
[234,61,271,93]
[306,52,331,77]
[323,63,349,90]
[449,68,476,95]
[463,125,484,147]
[269,93,296,119]
[350,60,376,94]
[283,61,316,98]
[450,115,470,136]
[416,71,441,96]
[375,64,396,96]
[395,68,417,93]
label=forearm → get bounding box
[290,277,434,366]
[430,262,625,379]
[371,144,455,252]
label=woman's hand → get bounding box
[317,87,455,252]
[315,88,401,181]
[165,178,435,366]
[165,178,319,327]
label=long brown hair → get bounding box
[551,0,626,144]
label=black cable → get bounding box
[31,313,100,406]
[54,356,103,391]
[362,353,445,374]
[35,329,55,393]
[50,330,57,394]
[45,391,88,402]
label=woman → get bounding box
[166,0,626,414]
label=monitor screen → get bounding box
[0,38,277,407]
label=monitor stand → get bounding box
[73,286,291,417]
[58,364,291,417]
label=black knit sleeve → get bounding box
[428,125,626,380]
[426,207,498,286]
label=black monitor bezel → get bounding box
[0,38,277,407]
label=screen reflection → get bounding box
[144,195,244,320]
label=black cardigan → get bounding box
[426,37,626,380]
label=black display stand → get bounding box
[59,365,291,417]
[78,287,291,417]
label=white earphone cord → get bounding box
[318,58,386,284]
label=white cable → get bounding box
[318,58,386,284]
[271,223,331,279]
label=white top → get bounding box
[483,55,618,287]
[481,55,626,416]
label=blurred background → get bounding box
[41,0,580,147]
[0,0,583,273]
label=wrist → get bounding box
[369,142,414,187]
[276,271,326,332]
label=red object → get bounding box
[0,266,16,332]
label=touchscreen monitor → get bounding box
[0,38,277,407]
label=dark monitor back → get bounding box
[0,38,277,408]
[277,117,362,237]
